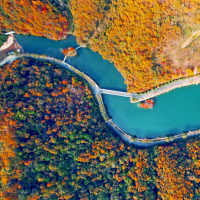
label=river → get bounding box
[15,34,200,138]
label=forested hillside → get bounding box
[1,0,200,92]
[70,0,200,93]
[0,0,69,40]
[0,58,200,199]
[1,1,200,199]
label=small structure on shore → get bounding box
[61,47,77,58]
[138,99,154,109]
[4,31,15,35]
[0,34,23,56]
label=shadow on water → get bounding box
[183,124,200,133]
[101,94,113,119]
[167,128,182,136]
[153,97,156,106]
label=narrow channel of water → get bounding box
[15,35,126,91]
[15,34,200,138]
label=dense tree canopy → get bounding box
[0,0,69,40]
[1,0,200,92]
[0,34,8,47]
[2,1,200,199]
[0,58,200,199]
[70,0,200,93]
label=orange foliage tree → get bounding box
[155,145,194,199]
[0,0,69,40]
[70,0,200,93]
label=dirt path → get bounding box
[181,30,200,49]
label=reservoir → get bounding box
[15,34,200,138]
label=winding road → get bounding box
[1,53,200,146]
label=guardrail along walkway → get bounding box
[99,89,138,98]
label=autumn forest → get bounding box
[1,0,200,199]
[1,58,200,199]
[2,0,200,92]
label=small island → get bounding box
[138,99,154,109]
[61,47,77,58]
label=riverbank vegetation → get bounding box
[70,0,200,93]
[0,34,8,47]
[1,1,200,92]
[0,0,69,40]
[0,34,8,61]
[1,58,200,199]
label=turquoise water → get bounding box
[103,85,200,138]
[15,35,126,91]
[15,34,200,138]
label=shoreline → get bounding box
[130,75,200,103]
[12,34,200,104]
[0,34,13,51]
[0,34,23,57]
[1,53,200,147]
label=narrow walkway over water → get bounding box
[13,34,200,141]
[2,53,200,146]
[99,89,137,98]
